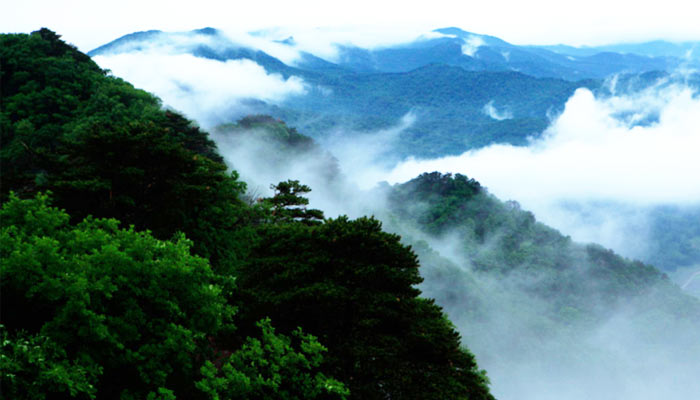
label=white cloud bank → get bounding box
[385,84,700,204]
[376,79,700,256]
[461,35,485,57]
[93,52,306,127]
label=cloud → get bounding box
[319,112,417,189]
[462,35,485,56]
[383,83,700,204]
[208,111,420,224]
[93,52,307,127]
[249,26,460,63]
[483,100,513,120]
[373,78,700,259]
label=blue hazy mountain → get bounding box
[89,27,306,78]
[89,27,696,158]
[266,65,596,158]
[535,40,700,61]
[317,27,689,80]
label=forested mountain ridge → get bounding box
[380,172,700,399]
[88,27,700,160]
[4,28,700,400]
[0,29,494,400]
[88,27,601,158]
[212,122,700,399]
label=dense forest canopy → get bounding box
[0,29,494,400]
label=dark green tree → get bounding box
[0,30,250,271]
[235,216,493,400]
[265,180,324,225]
[0,325,98,400]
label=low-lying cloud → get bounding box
[483,100,513,120]
[385,84,700,204]
[173,67,700,400]
[93,52,306,127]
[462,35,485,57]
[319,111,417,189]
[249,26,458,63]
[376,80,700,260]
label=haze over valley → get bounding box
[2,4,700,399]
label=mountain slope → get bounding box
[328,27,686,80]
[382,172,700,399]
[1,29,496,400]
[89,27,692,159]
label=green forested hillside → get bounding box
[0,29,493,400]
[385,172,700,320]
[4,28,700,400]
[382,172,700,398]
[197,116,700,398]
[269,65,596,158]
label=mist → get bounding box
[205,80,700,400]
[205,103,700,399]
[89,38,700,398]
[379,78,700,269]
[92,31,310,127]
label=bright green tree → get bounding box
[0,194,346,399]
[197,318,348,400]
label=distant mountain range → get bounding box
[89,27,700,158]
[324,27,696,80]
[90,27,700,80]
[534,40,700,61]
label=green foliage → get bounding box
[646,205,700,271]
[0,31,495,400]
[0,29,249,270]
[0,193,235,399]
[386,172,700,333]
[197,318,348,400]
[0,325,98,400]
[264,180,325,225]
[236,216,493,400]
[259,66,597,158]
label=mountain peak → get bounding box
[433,27,474,38]
[193,27,220,36]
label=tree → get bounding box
[0,325,98,400]
[235,216,493,400]
[0,30,251,272]
[196,319,348,400]
[0,193,236,399]
[0,193,347,399]
[265,180,324,225]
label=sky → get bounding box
[4,0,700,52]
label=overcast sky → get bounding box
[4,0,700,52]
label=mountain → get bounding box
[381,172,700,400]
[322,27,687,80]
[89,27,306,78]
[267,65,596,158]
[535,40,700,61]
[1,28,495,400]
[6,28,700,400]
[201,118,700,400]
[89,28,600,157]
[89,27,700,160]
